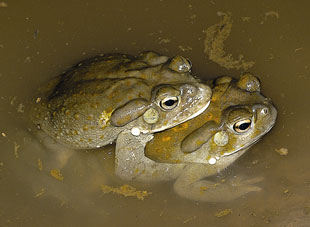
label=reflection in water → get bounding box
[0,0,310,226]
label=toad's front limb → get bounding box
[174,163,263,202]
[115,131,184,182]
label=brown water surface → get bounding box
[0,1,310,226]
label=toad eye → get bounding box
[233,119,252,133]
[261,107,269,115]
[160,96,179,110]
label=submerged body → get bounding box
[31,51,211,149]
[115,73,277,202]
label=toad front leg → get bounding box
[115,131,184,182]
[174,163,263,202]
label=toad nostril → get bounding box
[181,84,197,94]
[263,97,272,105]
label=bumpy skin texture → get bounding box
[115,73,277,202]
[31,51,211,149]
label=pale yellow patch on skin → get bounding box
[172,122,189,132]
[196,140,204,146]
[99,109,113,129]
[162,136,171,142]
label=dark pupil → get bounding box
[239,122,250,130]
[164,99,176,106]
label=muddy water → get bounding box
[0,0,310,226]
